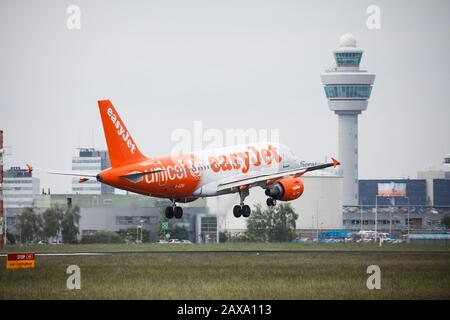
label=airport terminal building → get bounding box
[342,175,450,233]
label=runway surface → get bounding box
[1,249,449,257]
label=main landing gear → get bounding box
[233,204,251,218]
[233,189,251,218]
[165,200,183,219]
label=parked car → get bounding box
[156,240,169,244]
[181,240,192,244]
[169,239,181,244]
[292,238,310,243]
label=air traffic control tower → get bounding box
[321,34,375,206]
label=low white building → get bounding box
[417,153,450,206]
[208,174,343,233]
[444,154,450,178]
[417,170,445,206]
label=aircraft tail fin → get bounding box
[98,100,147,167]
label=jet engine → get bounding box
[265,177,304,201]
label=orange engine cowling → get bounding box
[265,177,304,201]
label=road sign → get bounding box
[6,253,35,270]
[161,222,168,230]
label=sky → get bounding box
[1,0,449,194]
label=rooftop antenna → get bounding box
[2,146,13,167]
[2,146,12,156]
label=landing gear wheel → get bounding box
[165,206,174,219]
[266,198,276,207]
[233,205,242,218]
[174,206,183,219]
[242,205,251,218]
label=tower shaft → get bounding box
[337,112,359,205]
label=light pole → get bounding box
[139,219,144,243]
[359,199,363,232]
[3,213,6,246]
[405,196,410,241]
[393,215,401,236]
[375,195,378,241]
[316,198,323,241]
[389,197,393,236]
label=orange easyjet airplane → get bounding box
[30,100,340,219]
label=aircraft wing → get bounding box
[216,158,340,192]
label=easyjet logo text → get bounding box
[208,145,282,174]
[107,107,136,154]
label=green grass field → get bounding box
[1,243,449,299]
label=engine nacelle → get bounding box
[265,177,304,201]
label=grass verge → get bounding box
[1,250,449,299]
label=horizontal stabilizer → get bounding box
[47,170,98,178]
[25,164,97,178]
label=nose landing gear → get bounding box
[266,197,277,207]
[165,206,174,219]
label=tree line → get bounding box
[220,203,299,243]
[8,205,81,244]
[7,203,298,244]
[7,205,190,244]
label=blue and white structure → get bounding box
[444,154,450,179]
[3,166,40,208]
[72,148,113,195]
[321,34,375,206]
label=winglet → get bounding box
[79,178,90,183]
[331,157,340,168]
[26,164,33,174]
